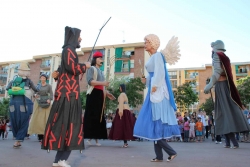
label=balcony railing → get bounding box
[237,69,247,73]
[115,68,130,73]
[169,75,177,79]
[0,70,8,74]
[40,64,51,70]
[115,54,132,60]
[172,84,177,88]
[0,89,5,94]
[121,68,129,72]
[185,75,196,80]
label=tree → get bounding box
[0,98,10,118]
[200,97,214,116]
[80,91,87,110]
[174,81,199,112]
[107,76,145,113]
[80,76,145,114]
[237,76,250,106]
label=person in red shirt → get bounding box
[183,117,190,142]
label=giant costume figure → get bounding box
[6,62,37,148]
[41,26,90,167]
[84,51,115,146]
[134,34,180,162]
[204,40,250,148]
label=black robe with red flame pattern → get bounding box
[42,26,86,151]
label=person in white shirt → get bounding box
[189,119,196,142]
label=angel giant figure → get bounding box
[133,34,180,162]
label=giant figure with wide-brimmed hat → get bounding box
[6,62,37,148]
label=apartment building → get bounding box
[0,42,249,112]
[0,43,148,103]
[169,62,250,111]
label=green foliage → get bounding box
[237,76,250,106]
[174,81,199,112]
[80,91,87,110]
[200,97,214,116]
[0,98,10,117]
[80,76,145,113]
[106,76,145,113]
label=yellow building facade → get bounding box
[169,62,250,112]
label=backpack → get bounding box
[37,95,50,108]
[7,76,25,96]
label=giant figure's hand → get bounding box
[84,62,91,69]
[52,71,59,79]
[204,84,212,94]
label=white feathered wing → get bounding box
[160,36,181,65]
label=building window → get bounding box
[169,71,177,79]
[129,73,134,78]
[171,80,177,88]
[122,61,129,72]
[14,63,20,73]
[130,60,134,68]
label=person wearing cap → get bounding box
[41,26,90,167]
[204,40,250,149]
[6,62,38,148]
[28,74,53,142]
[84,51,115,146]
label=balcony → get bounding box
[0,74,7,85]
[0,70,8,74]
[115,55,131,61]
[114,68,130,75]
[169,75,177,79]
[40,63,51,70]
[0,88,5,95]
[185,75,197,80]
[236,68,248,77]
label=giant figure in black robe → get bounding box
[42,26,87,151]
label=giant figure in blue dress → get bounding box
[134,34,180,162]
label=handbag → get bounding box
[37,95,50,108]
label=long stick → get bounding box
[87,17,112,61]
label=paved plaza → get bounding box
[0,132,249,167]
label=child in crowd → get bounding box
[183,117,190,142]
[189,118,196,142]
[177,120,183,142]
[195,117,203,142]
[106,115,113,136]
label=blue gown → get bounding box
[133,52,180,140]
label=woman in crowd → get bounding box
[109,84,135,148]
[28,74,53,142]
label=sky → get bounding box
[0,0,250,68]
